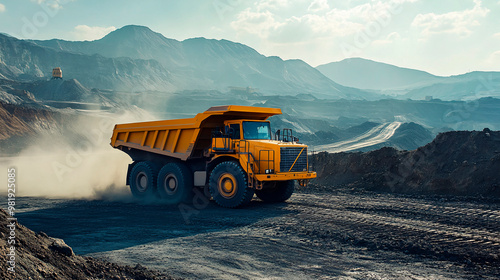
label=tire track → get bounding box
[290,193,500,265]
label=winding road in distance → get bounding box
[314,121,402,153]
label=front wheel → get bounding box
[255,180,295,203]
[209,161,254,208]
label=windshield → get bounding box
[242,121,271,140]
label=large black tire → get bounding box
[255,180,295,203]
[209,161,254,208]
[129,161,159,199]
[157,162,194,205]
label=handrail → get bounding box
[275,128,298,143]
[282,128,294,143]
[238,140,259,173]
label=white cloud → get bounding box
[0,3,5,13]
[411,0,489,37]
[71,25,116,41]
[30,0,74,10]
[232,0,415,42]
[231,9,279,38]
[308,0,330,13]
[494,32,500,38]
[257,0,289,11]
[232,9,334,43]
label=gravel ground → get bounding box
[13,187,500,279]
[0,208,178,280]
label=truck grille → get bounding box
[280,147,307,172]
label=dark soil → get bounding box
[311,129,500,197]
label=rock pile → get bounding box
[312,129,500,197]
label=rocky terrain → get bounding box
[11,189,500,280]
[0,208,179,280]
[312,129,500,197]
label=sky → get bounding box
[0,0,499,76]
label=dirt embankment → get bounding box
[0,101,66,153]
[0,103,60,155]
[312,129,500,197]
[0,208,179,280]
[0,102,36,140]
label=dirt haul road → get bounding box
[15,188,500,280]
[315,122,402,153]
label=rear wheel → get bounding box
[255,180,295,203]
[157,163,194,204]
[209,161,254,208]
[129,161,158,199]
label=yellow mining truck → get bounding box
[52,67,62,79]
[110,105,316,208]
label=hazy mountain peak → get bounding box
[117,24,153,32]
[99,25,175,44]
[317,57,440,90]
[109,25,153,35]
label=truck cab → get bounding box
[210,119,313,190]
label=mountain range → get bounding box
[1,25,374,99]
[317,58,500,100]
[1,24,499,102]
[0,25,500,103]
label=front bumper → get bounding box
[254,171,316,182]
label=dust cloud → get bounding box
[0,108,157,199]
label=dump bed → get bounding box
[110,105,282,160]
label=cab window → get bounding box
[242,121,271,140]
